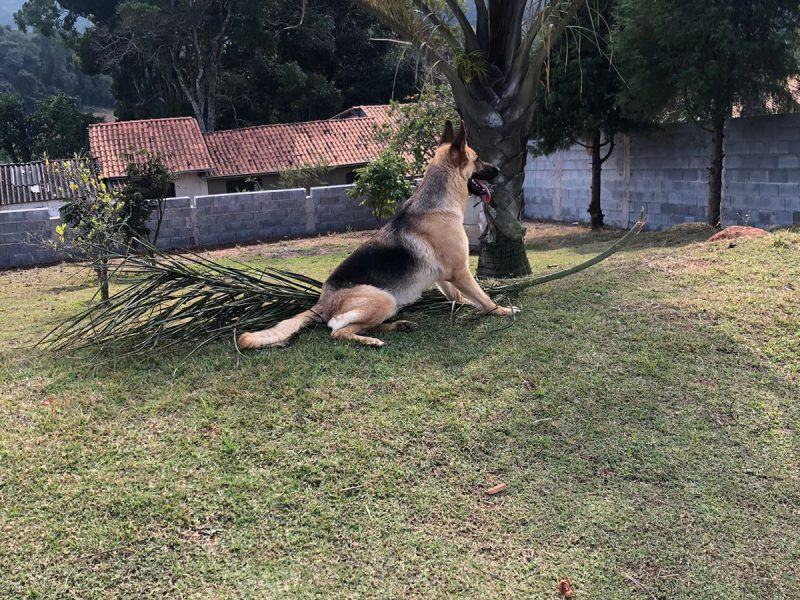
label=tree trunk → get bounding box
[96,259,110,302]
[467,118,532,279]
[589,129,605,230]
[476,226,531,278]
[707,117,725,227]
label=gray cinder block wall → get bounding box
[1,185,382,269]
[723,113,800,227]
[524,113,800,229]
[0,208,64,268]
[311,184,380,233]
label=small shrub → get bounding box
[52,157,128,301]
[347,149,412,221]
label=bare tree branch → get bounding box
[279,0,307,32]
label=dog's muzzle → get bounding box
[468,164,499,204]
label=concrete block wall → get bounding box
[1,183,401,268]
[627,124,711,229]
[193,188,308,247]
[723,113,800,227]
[0,208,63,268]
[310,184,380,233]
[524,113,800,230]
[146,196,195,249]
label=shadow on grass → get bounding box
[524,220,718,255]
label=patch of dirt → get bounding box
[707,226,768,243]
[639,254,714,276]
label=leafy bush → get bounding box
[375,81,459,177]
[347,149,411,221]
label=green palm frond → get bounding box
[39,218,644,359]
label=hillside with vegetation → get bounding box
[0,26,112,110]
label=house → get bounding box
[87,105,394,198]
[87,117,215,199]
[0,160,88,211]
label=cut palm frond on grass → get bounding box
[40,217,645,358]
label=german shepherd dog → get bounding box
[237,120,520,349]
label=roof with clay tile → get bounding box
[88,106,395,180]
[88,117,214,179]
[204,105,392,178]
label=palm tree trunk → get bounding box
[467,119,532,279]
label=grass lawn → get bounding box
[1,222,798,598]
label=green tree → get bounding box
[28,94,99,158]
[0,92,98,162]
[0,26,112,108]
[356,0,584,277]
[0,92,30,161]
[376,81,460,177]
[531,0,643,229]
[118,149,175,247]
[16,0,417,129]
[614,0,800,226]
[54,158,128,301]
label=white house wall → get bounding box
[174,174,209,199]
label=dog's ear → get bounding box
[440,120,455,145]
[448,120,468,165]
[451,120,467,153]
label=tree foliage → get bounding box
[376,81,459,177]
[15,0,418,131]
[531,0,646,229]
[347,149,412,221]
[614,0,800,225]
[53,157,128,301]
[118,149,175,247]
[0,92,99,162]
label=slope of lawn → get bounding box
[0,223,797,598]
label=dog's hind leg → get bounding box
[331,323,387,347]
[370,320,418,333]
[327,285,398,347]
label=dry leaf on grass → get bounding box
[485,482,507,495]
[557,578,574,598]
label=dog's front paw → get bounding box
[488,305,521,317]
[393,320,419,332]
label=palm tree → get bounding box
[356,0,584,277]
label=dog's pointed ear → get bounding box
[451,120,467,153]
[440,120,455,145]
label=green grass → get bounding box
[1,223,798,598]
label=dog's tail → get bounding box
[237,308,319,349]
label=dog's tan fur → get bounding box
[237,120,519,349]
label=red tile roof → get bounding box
[205,106,391,178]
[89,117,214,179]
[88,106,394,180]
